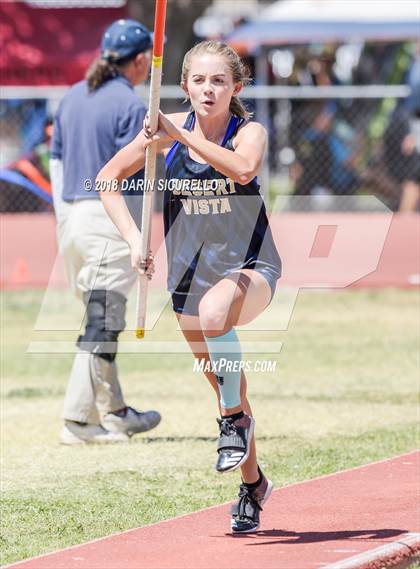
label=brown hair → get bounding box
[181,40,252,120]
[86,57,124,92]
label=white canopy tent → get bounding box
[228,0,420,53]
[226,0,419,199]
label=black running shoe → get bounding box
[215,414,255,474]
[231,471,273,533]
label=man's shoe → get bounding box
[231,470,273,533]
[102,406,161,437]
[215,414,255,473]
[60,421,129,445]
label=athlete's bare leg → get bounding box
[198,268,272,335]
[175,315,259,483]
[175,270,273,483]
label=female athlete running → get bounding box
[97,40,281,533]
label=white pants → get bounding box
[56,199,136,298]
[56,199,137,423]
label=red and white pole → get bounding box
[136,0,167,339]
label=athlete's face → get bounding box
[184,54,242,117]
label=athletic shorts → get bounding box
[171,267,279,316]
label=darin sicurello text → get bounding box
[85,177,236,194]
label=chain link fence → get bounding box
[1,85,419,213]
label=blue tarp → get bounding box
[0,169,52,204]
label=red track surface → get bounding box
[7,451,420,569]
[1,213,419,290]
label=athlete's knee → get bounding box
[198,297,230,333]
[77,289,127,362]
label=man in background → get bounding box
[50,19,161,444]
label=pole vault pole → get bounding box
[135,0,167,339]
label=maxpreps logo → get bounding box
[166,177,236,215]
[193,359,277,373]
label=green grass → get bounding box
[1,288,419,564]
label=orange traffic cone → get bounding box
[10,257,30,285]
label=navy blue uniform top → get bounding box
[164,112,281,299]
[51,75,146,202]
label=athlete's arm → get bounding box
[157,113,267,185]
[98,110,187,193]
[96,136,154,275]
[96,130,148,247]
[143,112,187,156]
[96,113,186,258]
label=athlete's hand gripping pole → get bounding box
[136,0,167,339]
